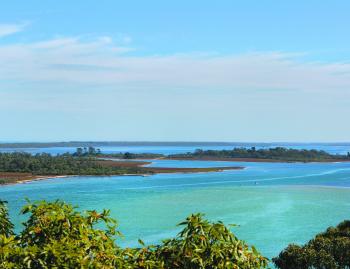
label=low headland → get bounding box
[0,149,242,185]
[167,147,350,162]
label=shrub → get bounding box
[155,213,268,269]
[273,220,350,269]
[0,200,268,269]
[0,200,13,237]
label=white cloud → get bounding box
[32,37,79,49]
[0,35,350,96]
[1,36,350,142]
[122,35,132,44]
[0,22,27,38]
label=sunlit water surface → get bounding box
[1,145,350,260]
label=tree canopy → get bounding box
[0,152,146,180]
[273,220,350,269]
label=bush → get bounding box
[154,213,268,269]
[273,221,350,269]
[0,200,13,237]
[0,200,268,268]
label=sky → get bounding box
[1,0,350,142]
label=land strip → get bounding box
[0,159,243,185]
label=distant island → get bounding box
[0,141,254,148]
[1,141,350,149]
[95,147,350,162]
[167,147,350,162]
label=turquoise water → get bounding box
[1,157,350,259]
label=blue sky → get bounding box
[1,1,350,142]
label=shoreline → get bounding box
[2,152,349,186]
[0,166,244,186]
[166,157,350,163]
[0,175,72,186]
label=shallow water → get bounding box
[1,158,350,259]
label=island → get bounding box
[91,146,350,162]
[0,150,242,185]
[167,147,350,162]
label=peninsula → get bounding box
[0,150,242,185]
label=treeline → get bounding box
[83,146,350,162]
[0,200,349,268]
[101,152,164,159]
[73,146,101,156]
[169,147,350,162]
[0,152,145,177]
[72,147,164,159]
[2,146,350,162]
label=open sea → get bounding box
[1,143,350,260]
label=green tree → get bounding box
[273,220,350,269]
[155,213,268,269]
[88,146,96,155]
[4,200,122,268]
[0,200,13,237]
[75,147,84,156]
[124,152,132,159]
[0,200,268,269]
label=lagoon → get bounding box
[1,145,350,259]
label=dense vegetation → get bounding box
[102,152,164,159]
[0,152,146,179]
[72,146,164,159]
[0,199,268,268]
[72,146,102,156]
[169,147,350,162]
[73,146,350,162]
[273,220,350,269]
[0,150,242,185]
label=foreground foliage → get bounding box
[273,220,350,269]
[0,199,268,268]
[0,200,13,237]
